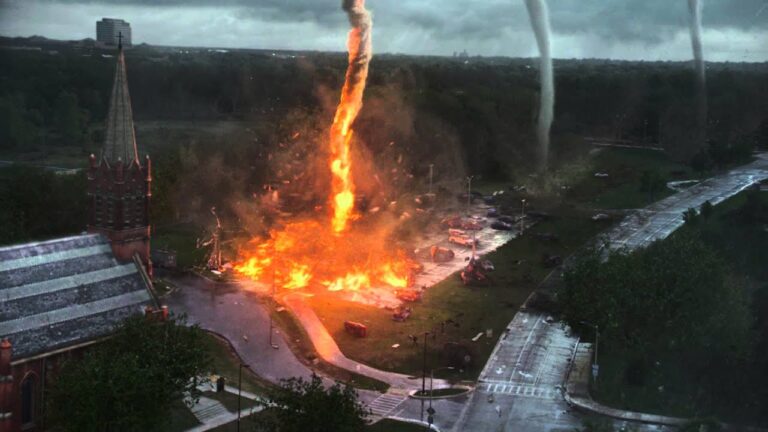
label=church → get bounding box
[0,39,158,432]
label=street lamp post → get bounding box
[580,321,599,384]
[237,363,250,431]
[425,367,455,430]
[420,331,430,422]
[520,199,527,235]
[269,237,279,350]
[466,176,473,217]
[428,164,434,196]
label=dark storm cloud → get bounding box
[1,0,766,60]
[549,0,768,45]
[19,0,767,37]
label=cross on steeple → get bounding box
[117,32,123,50]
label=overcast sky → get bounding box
[1,0,767,62]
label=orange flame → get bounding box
[325,272,371,292]
[284,263,312,290]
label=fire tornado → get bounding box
[330,0,373,234]
[233,0,416,300]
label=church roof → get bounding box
[102,46,139,165]
[0,234,156,361]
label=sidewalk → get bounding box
[282,293,449,391]
[183,382,263,432]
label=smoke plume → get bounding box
[524,0,554,171]
[687,0,708,148]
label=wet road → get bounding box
[163,272,315,384]
[605,153,768,250]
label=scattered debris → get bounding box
[534,232,559,242]
[391,343,400,349]
[395,290,422,302]
[430,246,455,263]
[594,172,609,178]
[472,332,484,342]
[541,254,563,268]
[461,259,488,284]
[392,307,412,322]
[592,213,611,221]
[344,321,368,337]
[480,260,495,272]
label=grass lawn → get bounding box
[566,147,693,209]
[309,204,603,380]
[202,331,273,396]
[153,222,208,269]
[165,399,202,432]
[271,306,391,392]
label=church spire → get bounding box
[102,32,139,165]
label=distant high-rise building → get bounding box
[96,18,132,47]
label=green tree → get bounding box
[53,90,87,146]
[0,95,39,150]
[683,207,699,225]
[47,314,211,432]
[700,200,714,220]
[639,169,667,202]
[254,374,369,432]
[560,231,748,361]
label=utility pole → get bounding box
[237,363,250,431]
[466,176,473,216]
[420,331,430,422]
[269,235,279,350]
[520,199,527,235]
[580,321,599,385]
[428,164,434,196]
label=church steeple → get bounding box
[102,32,139,165]
[87,37,152,276]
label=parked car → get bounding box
[449,233,479,248]
[491,220,513,231]
[440,215,463,229]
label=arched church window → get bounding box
[21,373,36,426]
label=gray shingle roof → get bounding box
[0,234,155,361]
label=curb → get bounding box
[407,386,473,400]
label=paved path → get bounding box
[282,293,450,391]
[183,382,262,432]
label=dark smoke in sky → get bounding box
[523,0,554,170]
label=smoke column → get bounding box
[523,0,554,170]
[687,0,707,147]
[329,0,373,233]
